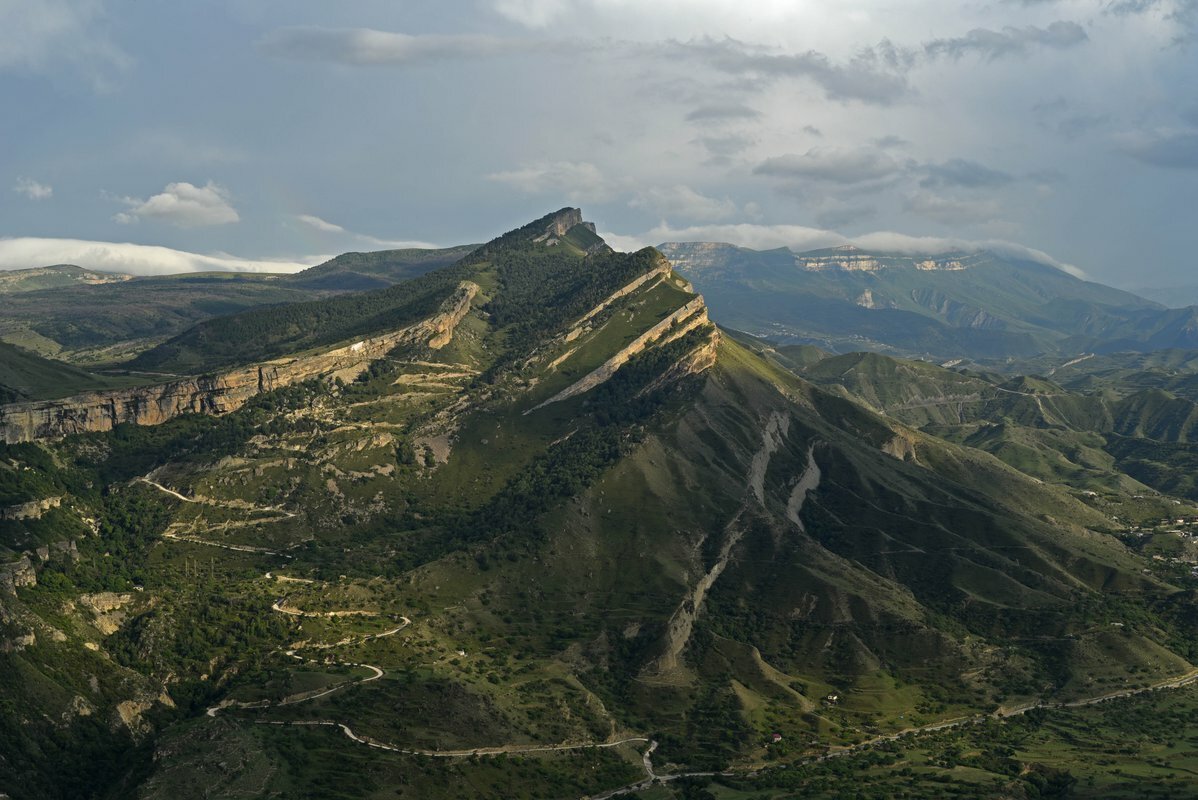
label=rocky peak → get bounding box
[543,208,585,237]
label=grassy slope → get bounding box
[0,342,146,401]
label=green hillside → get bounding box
[659,242,1195,361]
[0,264,131,294]
[0,247,473,365]
[285,245,477,291]
[0,342,144,402]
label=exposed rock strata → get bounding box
[530,297,712,412]
[0,281,478,443]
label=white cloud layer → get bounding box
[603,222,1086,277]
[113,181,240,227]
[0,237,322,276]
[294,214,440,249]
[13,177,53,200]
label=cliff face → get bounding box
[0,281,479,443]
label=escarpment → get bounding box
[0,281,479,443]
[531,295,715,412]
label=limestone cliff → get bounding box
[0,281,479,443]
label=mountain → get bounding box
[753,345,1198,501]
[0,265,132,294]
[658,242,1198,362]
[0,248,471,365]
[1131,284,1198,309]
[283,245,478,291]
[3,210,1198,799]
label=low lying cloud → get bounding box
[604,223,1085,277]
[13,177,52,200]
[113,181,240,227]
[0,237,323,276]
[925,21,1088,60]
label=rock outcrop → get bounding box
[531,296,713,412]
[0,281,479,443]
[1,496,61,520]
[0,556,37,592]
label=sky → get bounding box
[1,0,1196,286]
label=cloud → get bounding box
[693,133,755,160]
[685,103,762,123]
[629,185,738,221]
[13,177,52,200]
[813,201,878,229]
[296,213,347,234]
[492,0,570,27]
[754,147,902,185]
[903,191,1004,225]
[872,135,909,149]
[675,37,913,105]
[486,161,621,201]
[0,0,129,87]
[113,181,240,227]
[1107,0,1198,41]
[1033,96,1110,139]
[925,21,1088,60]
[1118,129,1198,169]
[919,158,1013,188]
[607,221,843,253]
[259,27,575,65]
[0,237,323,276]
[607,221,1083,276]
[294,213,440,248]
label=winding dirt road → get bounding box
[205,578,409,718]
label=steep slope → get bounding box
[2,210,1196,800]
[659,242,1189,361]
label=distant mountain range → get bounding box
[659,242,1198,363]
